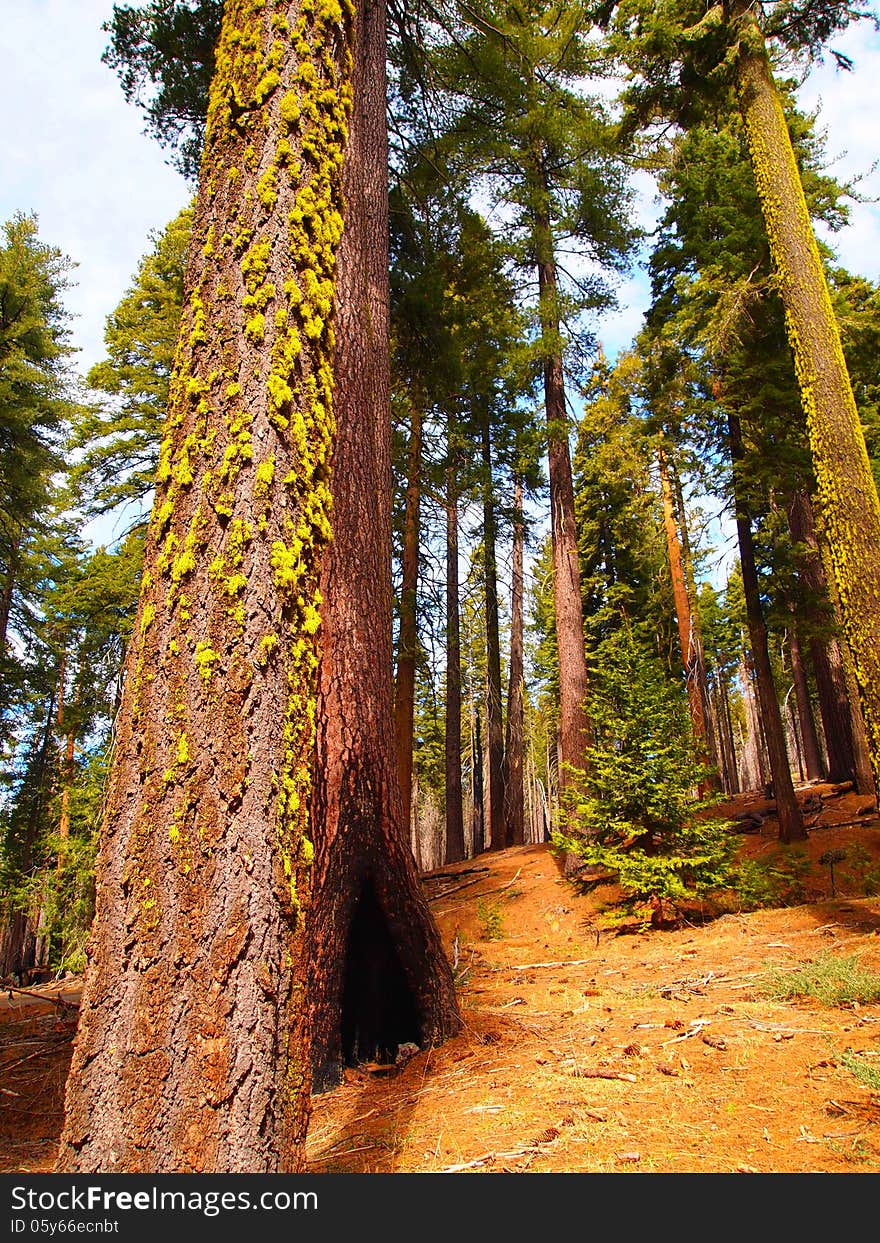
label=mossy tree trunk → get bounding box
[503,476,525,846]
[735,24,880,781]
[306,0,460,1089]
[787,488,875,795]
[445,455,466,865]
[393,402,422,827]
[58,0,358,1171]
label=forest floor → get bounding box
[2,782,880,1174]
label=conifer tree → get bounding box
[606,0,880,775]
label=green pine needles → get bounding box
[553,625,734,923]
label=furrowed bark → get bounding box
[736,22,880,781]
[58,0,358,1171]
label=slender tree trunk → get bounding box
[480,420,505,849]
[723,680,740,791]
[531,162,592,786]
[788,618,823,781]
[740,652,766,791]
[736,24,880,779]
[787,488,874,795]
[59,0,360,1171]
[472,705,484,856]
[716,675,741,795]
[394,403,422,826]
[444,460,465,865]
[307,0,459,1090]
[504,477,525,845]
[672,460,722,788]
[729,411,805,842]
[658,445,710,751]
[0,529,18,660]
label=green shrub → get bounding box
[476,899,505,940]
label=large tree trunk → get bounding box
[503,477,525,846]
[531,161,592,787]
[729,411,805,842]
[786,488,875,796]
[480,420,505,849]
[393,402,422,827]
[736,26,880,781]
[444,459,466,865]
[307,0,459,1091]
[59,0,359,1171]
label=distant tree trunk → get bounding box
[736,21,880,780]
[714,675,740,796]
[787,488,874,796]
[472,705,485,856]
[480,420,505,849]
[394,403,422,827]
[307,0,459,1090]
[59,1,359,1170]
[532,162,592,786]
[740,651,766,791]
[444,459,465,865]
[729,411,805,842]
[504,477,525,846]
[672,460,722,788]
[787,618,823,782]
[0,529,18,660]
[658,445,710,756]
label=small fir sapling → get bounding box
[553,625,734,924]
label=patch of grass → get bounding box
[761,953,880,1007]
[476,899,505,940]
[839,1048,880,1094]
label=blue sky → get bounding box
[1,3,878,375]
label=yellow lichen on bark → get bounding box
[736,35,880,777]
